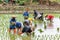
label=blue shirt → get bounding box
[16,22,22,28]
[10,18,16,23]
[23,11,29,17]
[10,25,16,29]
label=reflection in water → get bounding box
[33,18,60,40]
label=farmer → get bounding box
[40,12,43,21]
[16,22,22,35]
[45,14,54,27]
[28,18,34,27]
[9,15,16,34]
[36,12,43,21]
[10,15,16,23]
[23,8,29,19]
[22,17,32,35]
[24,17,34,27]
[22,21,32,35]
[28,18,35,31]
[45,14,54,22]
[33,10,38,19]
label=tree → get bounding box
[39,0,43,4]
[46,0,49,5]
[30,0,33,5]
[38,0,50,5]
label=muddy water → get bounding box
[32,18,60,40]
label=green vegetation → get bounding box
[38,29,44,33]
[0,0,60,5]
[50,0,60,2]
[44,21,47,29]
[0,13,60,40]
[57,27,59,32]
[0,0,2,4]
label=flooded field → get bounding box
[0,14,60,40]
[33,18,60,40]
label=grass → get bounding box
[50,0,60,2]
[0,13,60,40]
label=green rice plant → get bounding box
[44,21,47,29]
[57,27,59,32]
[31,32,35,37]
[0,13,60,40]
[38,29,44,33]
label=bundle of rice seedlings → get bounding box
[31,32,35,37]
[38,29,44,33]
[44,21,47,29]
[57,27,59,32]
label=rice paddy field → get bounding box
[0,13,60,40]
